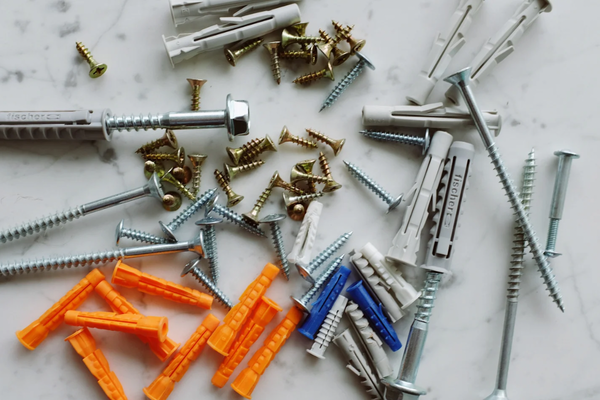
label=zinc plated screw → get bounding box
[0,173,163,245]
[260,214,290,280]
[297,232,352,283]
[0,231,205,276]
[279,126,318,149]
[291,254,345,312]
[544,150,580,258]
[270,171,305,195]
[115,219,170,245]
[211,203,266,238]
[182,258,233,309]
[226,135,277,166]
[196,216,222,284]
[279,46,318,65]
[224,160,265,181]
[263,41,282,85]
[214,169,244,207]
[158,188,217,242]
[343,160,403,213]
[444,67,564,312]
[162,168,196,201]
[136,130,178,154]
[225,38,264,66]
[75,41,107,78]
[187,79,207,111]
[281,28,322,49]
[162,192,183,211]
[307,129,346,155]
[188,154,207,197]
[484,149,536,400]
[318,152,342,192]
[144,147,186,167]
[360,129,431,155]
[293,63,335,85]
[319,52,375,112]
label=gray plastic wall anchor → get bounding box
[287,201,322,268]
[306,294,348,359]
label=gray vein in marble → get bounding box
[58,21,80,38]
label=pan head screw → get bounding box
[162,192,183,212]
[214,169,244,207]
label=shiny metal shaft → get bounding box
[211,204,266,237]
[182,259,232,309]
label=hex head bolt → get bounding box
[196,215,222,285]
[182,259,233,309]
[444,67,564,312]
[343,160,403,213]
[260,214,290,280]
[0,230,205,276]
[320,52,375,112]
[360,128,431,155]
[291,254,345,312]
[297,232,352,283]
[544,150,579,258]
[0,173,164,245]
[158,188,217,242]
[75,41,107,78]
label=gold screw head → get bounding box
[289,22,309,36]
[187,78,207,90]
[76,42,107,78]
[332,47,351,66]
[227,192,244,207]
[262,135,278,153]
[224,48,238,66]
[224,163,236,181]
[226,146,245,166]
[281,28,297,49]
[188,154,207,168]
[89,63,108,78]
[278,126,293,145]
[288,203,306,221]
[290,167,330,185]
[162,168,196,201]
[172,166,193,185]
[296,159,316,174]
[162,192,183,212]
[144,160,165,179]
[263,41,281,54]
[164,130,179,149]
[308,45,319,65]
[324,63,335,81]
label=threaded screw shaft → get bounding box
[261,216,290,280]
[302,232,352,277]
[203,225,219,284]
[135,130,178,155]
[225,160,265,181]
[297,255,344,307]
[320,58,367,111]
[414,271,442,323]
[162,172,196,201]
[0,206,85,244]
[263,42,282,85]
[165,188,217,232]
[211,204,266,237]
[118,226,169,245]
[75,41,107,78]
[343,161,401,209]
[214,169,244,207]
[183,259,232,309]
[188,154,207,197]
[242,187,272,224]
[187,79,207,111]
[293,68,333,85]
[280,50,313,61]
[360,130,430,154]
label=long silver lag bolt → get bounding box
[444,67,564,312]
[0,231,205,276]
[0,94,249,142]
[0,173,163,245]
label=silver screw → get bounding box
[360,128,431,155]
[444,67,564,312]
[291,254,345,312]
[297,232,352,283]
[0,231,204,276]
[544,149,579,258]
[158,188,217,241]
[181,258,232,309]
[211,203,266,238]
[259,214,290,281]
[0,173,163,245]
[196,216,222,285]
[343,160,403,213]
[320,52,375,112]
[485,149,536,400]
[382,271,441,400]
[115,219,170,245]
[104,94,249,141]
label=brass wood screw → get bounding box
[214,169,244,207]
[225,38,264,66]
[317,29,339,59]
[242,186,273,225]
[290,167,332,185]
[281,28,322,49]
[75,41,107,78]
[319,152,342,192]
[224,160,265,181]
[270,171,305,195]
[295,159,317,193]
[144,147,186,167]
[187,79,207,111]
[292,63,334,84]
[188,154,207,197]
[306,129,346,155]
[279,126,318,149]
[263,41,282,85]
[332,21,366,54]
[283,192,324,207]
[161,169,196,201]
[279,46,318,65]
[135,130,178,154]
[226,135,277,165]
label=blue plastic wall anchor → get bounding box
[298,266,351,340]
[346,280,402,351]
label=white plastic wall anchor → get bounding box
[387,131,453,268]
[287,201,322,268]
[163,4,301,66]
[362,103,502,135]
[345,301,393,379]
[350,252,405,323]
[333,329,384,400]
[360,243,420,309]
[422,141,474,274]
[445,0,553,105]
[407,0,485,105]
[170,0,302,27]
[306,294,348,360]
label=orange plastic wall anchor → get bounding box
[212,296,282,388]
[64,310,169,342]
[94,279,180,361]
[111,261,213,309]
[16,269,105,350]
[208,263,280,356]
[231,307,303,399]
[65,327,128,400]
[143,314,220,400]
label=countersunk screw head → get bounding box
[187,78,207,90]
[147,172,165,200]
[89,63,108,78]
[443,67,472,87]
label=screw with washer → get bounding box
[291,255,345,312]
[320,52,375,112]
[182,258,233,309]
[136,130,178,154]
[187,79,207,111]
[225,38,263,67]
[263,41,282,85]
[297,232,352,283]
[544,149,579,258]
[343,160,403,213]
[444,67,564,312]
[75,41,107,78]
[115,219,170,245]
[360,128,431,155]
[0,173,163,245]
[260,214,290,280]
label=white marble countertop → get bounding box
[0,1,598,399]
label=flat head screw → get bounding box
[444,67,564,312]
[182,259,232,309]
[306,129,346,156]
[144,147,186,167]
[331,46,352,67]
[279,45,318,65]
[293,63,335,85]
[241,184,273,225]
[279,126,318,149]
[296,233,352,283]
[157,188,217,242]
[318,152,342,192]
[263,41,282,85]
[291,255,345,312]
[187,79,207,111]
[317,29,337,59]
[115,219,170,245]
[144,160,165,179]
[224,38,264,66]
[188,154,207,197]
[260,214,290,280]
[270,171,305,195]
[295,159,317,193]
[196,216,223,284]
[224,160,265,181]
[290,167,332,186]
[162,192,183,212]
[161,168,196,201]
[283,192,324,208]
[136,130,178,154]
[360,129,431,155]
[75,41,107,78]
[320,52,375,112]
[281,28,322,49]
[544,150,579,258]
[226,135,277,166]
[214,169,244,207]
[211,203,266,237]
[343,160,402,212]
[332,22,366,54]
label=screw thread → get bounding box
[320,60,366,111]
[191,86,201,111]
[240,141,274,164]
[187,263,232,308]
[305,232,352,274]
[121,227,168,244]
[234,38,263,57]
[105,113,164,132]
[318,151,333,178]
[75,42,95,64]
[163,174,196,201]
[212,204,266,237]
[203,225,219,284]
[545,219,560,254]
[283,133,319,149]
[507,150,536,301]
[303,172,330,184]
[0,249,125,276]
[307,129,333,147]
[233,160,266,176]
[268,51,281,84]
[277,180,305,195]
[167,188,216,231]
[249,188,272,216]
[279,50,312,60]
[289,193,324,204]
[268,222,290,280]
[135,136,170,155]
[360,130,425,147]
[488,144,563,311]
[292,34,322,45]
[318,29,337,45]
[415,271,442,323]
[301,256,344,304]
[190,165,202,196]
[214,170,236,197]
[144,153,179,163]
[344,161,395,205]
[0,206,85,244]
[293,69,328,85]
